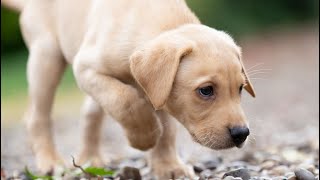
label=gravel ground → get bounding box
[1,25,319,179]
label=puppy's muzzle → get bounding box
[229,126,250,147]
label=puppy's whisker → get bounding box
[251,78,268,81]
[247,136,256,145]
[247,69,272,74]
[246,63,265,71]
[249,130,262,138]
[249,77,268,79]
[247,71,270,77]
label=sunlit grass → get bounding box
[1,50,84,124]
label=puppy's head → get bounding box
[130,24,255,149]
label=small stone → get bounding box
[139,167,150,176]
[228,161,249,169]
[272,165,290,176]
[257,177,272,180]
[294,168,316,180]
[193,163,206,173]
[297,142,313,153]
[288,175,297,180]
[240,152,256,163]
[223,168,250,180]
[18,172,29,180]
[215,171,227,179]
[133,159,147,169]
[265,155,283,163]
[282,148,308,163]
[200,169,213,179]
[298,164,316,174]
[12,170,19,178]
[203,160,221,170]
[273,176,289,180]
[249,177,259,180]
[246,165,261,172]
[223,176,242,180]
[261,161,277,170]
[261,169,270,176]
[215,165,228,173]
[116,166,141,180]
[106,164,119,171]
[285,172,296,177]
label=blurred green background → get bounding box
[1,0,319,121]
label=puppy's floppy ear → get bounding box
[130,35,194,110]
[237,48,256,97]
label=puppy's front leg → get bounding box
[73,51,161,151]
[77,96,107,167]
[149,111,195,180]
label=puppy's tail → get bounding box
[1,0,26,12]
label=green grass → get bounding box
[1,50,84,122]
[1,50,78,101]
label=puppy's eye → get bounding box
[198,86,214,97]
[239,84,244,94]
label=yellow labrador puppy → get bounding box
[2,0,255,179]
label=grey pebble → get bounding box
[223,168,250,180]
[116,166,141,180]
[228,161,249,169]
[199,169,213,179]
[286,172,296,177]
[193,163,206,173]
[272,165,290,176]
[240,152,256,163]
[223,176,242,180]
[272,176,289,180]
[261,161,277,170]
[249,177,271,180]
[294,168,316,180]
[203,160,221,170]
[288,175,297,180]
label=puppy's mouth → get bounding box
[190,132,236,150]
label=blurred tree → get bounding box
[1,0,318,57]
[186,0,319,38]
[1,7,25,55]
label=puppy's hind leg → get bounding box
[77,96,108,167]
[25,39,66,173]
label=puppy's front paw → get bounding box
[151,160,195,180]
[123,98,162,151]
[126,126,162,151]
[76,151,109,167]
[35,151,64,174]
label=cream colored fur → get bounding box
[1,0,255,179]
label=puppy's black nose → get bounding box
[229,127,250,146]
